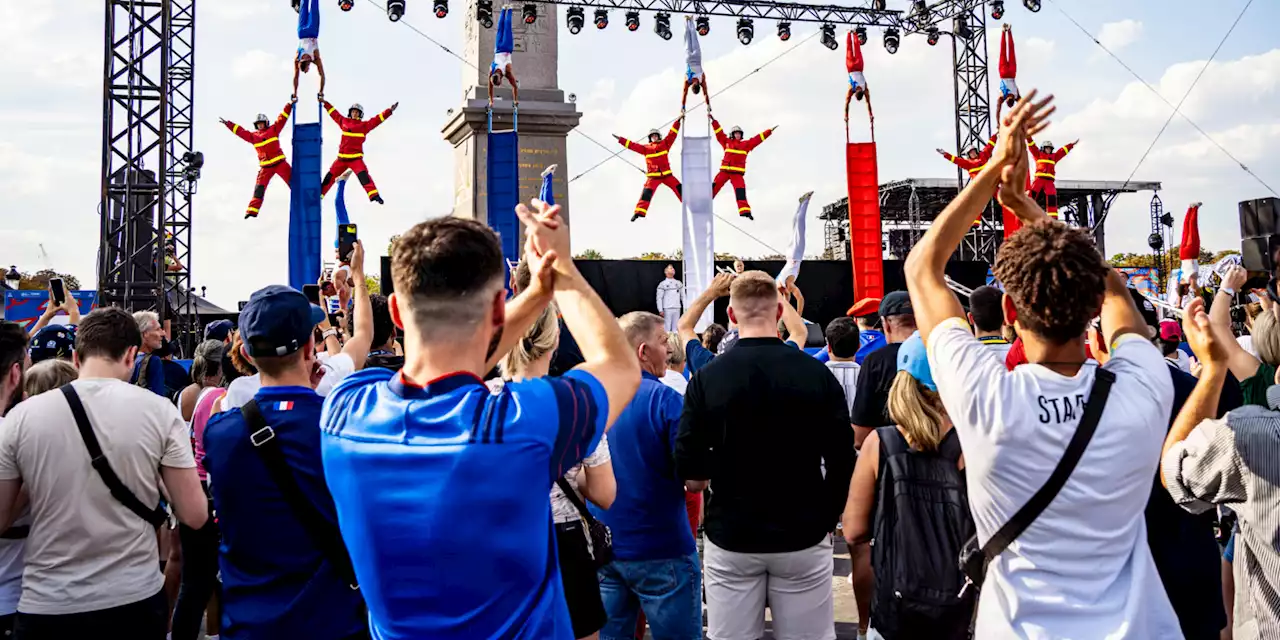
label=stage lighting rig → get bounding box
[776,20,791,41]
[855,25,867,45]
[1024,0,1041,11]
[696,16,710,36]
[736,18,753,45]
[953,16,972,39]
[871,0,886,10]
[594,8,608,29]
[991,0,1005,19]
[821,23,837,50]
[626,10,640,31]
[477,0,493,28]
[654,12,672,39]
[927,26,940,46]
[566,6,584,33]
[432,0,447,17]
[338,0,354,11]
[883,27,899,53]
[522,3,537,23]
[387,0,405,21]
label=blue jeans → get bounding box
[598,553,702,640]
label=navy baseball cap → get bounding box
[29,325,75,364]
[879,291,913,318]
[239,285,326,357]
[204,319,233,342]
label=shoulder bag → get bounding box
[555,477,614,569]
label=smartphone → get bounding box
[338,224,358,262]
[302,284,321,305]
[49,278,66,306]
[328,312,342,327]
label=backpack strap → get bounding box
[241,399,359,590]
[980,367,1115,561]
[937,428,963,463]
[875,426,907,458]
[62,385,168,528]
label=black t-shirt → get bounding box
[675,337,856,553]
[1144,363,1238,639]
[549,318,584,377]
[850,342,902,428]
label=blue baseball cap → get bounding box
[204,319,233,343]
[29,325,75,364]
[239,285,326,358]
[896,331,936,391]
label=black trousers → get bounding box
[15,590,166,640]
[171,512,220,640]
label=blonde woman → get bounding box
[22,359,77,399]
[842,332,974,640]
[495,304,616,640]
[661,332,688,395]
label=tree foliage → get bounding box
[574,248,604,260]
[365,275,381,296]
[1109,246,1233,269]
[18,269,81,291]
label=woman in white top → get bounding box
[498,303,615,640]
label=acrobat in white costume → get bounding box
[776,192,814,288]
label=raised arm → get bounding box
[678,272,733,347]
[1210,265,1260,381]
[779,286,807,348]
[314,51,326,96]
[615,135,645,154]
[340,242,374,370]
[487,253,557,372]
[221,118,255,143]
[711,117,729,146]
[269,102,294,136]
[1161,298,1227,489]
[322,100,345,126]
[744,127,775,152]
[1055,140,1078,161]
[364,103,397,133]
[661,119,681,148]
[516,200,640,430]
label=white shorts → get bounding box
[297,37,318,60]
[492,52,512,73]
[704,537,835,640]
[848,72,867,92]
[1000,77,1019,98]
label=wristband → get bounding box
[322,329,338,339]
[1220,287,1236,298]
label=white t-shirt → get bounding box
[297,37,318,59]
[550,436,610,525]
[220,353,355,411]
[825,360,860,416]
[0,378,195,615]
[927,317,1180,638]
[0,415,24,616]
[1238,334,1257,358]
[660,370,688,395]
[1168,350,1192,373]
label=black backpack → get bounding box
[871,427,975,639]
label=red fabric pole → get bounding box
[1180,204,1201,260]
[846,142,883,300]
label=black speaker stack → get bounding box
[1239,197,1280,273]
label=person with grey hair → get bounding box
[130,311,167,397]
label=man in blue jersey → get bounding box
[592,312,701,640]
[320,201,640,639]
[202,283,368,640]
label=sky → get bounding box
[2,0,1278,309]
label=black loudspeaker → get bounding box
[805,322,825,349]
[1241,235,1280,273]
[1239,197,1280,238]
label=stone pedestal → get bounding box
[442,2,581,227]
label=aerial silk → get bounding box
[1180,202,1201,274]
[776,193,812,286]
[681,122,715,333]
[288,104,323,291]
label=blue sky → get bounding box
[2,0,1276,307]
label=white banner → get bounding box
[682,130,715,333]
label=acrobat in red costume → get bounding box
[221,102,294,219]
[320,100,398,204]
[843,31,874,135]
[615,119,683,222]
[936,135,996,227]
[1181,202,1202,273]
[1027,137,1078,218]
[996,24,1021,122]
[711,117,776,220]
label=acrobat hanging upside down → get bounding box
[1027,137,1078,218]
[320,100,398,204]
[616,120,683,222]
[711,117,776,220]
[488,5,519,107]
[996,24,1020,121]
[221,101,294,219]
[843,30,873,134]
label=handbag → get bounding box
[556,477,614,569]
[958,367,1115,595]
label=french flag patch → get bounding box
[276,401,294,411]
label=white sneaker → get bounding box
[800,191,814,203]
[541,164,557,178]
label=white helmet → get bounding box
[349,103,364,115]
[648,128,661,138]
[730,125,743,136]
[1041,140,1053,148]
[254,113,269,125]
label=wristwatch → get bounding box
[1220,287,1236,298]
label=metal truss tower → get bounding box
[98,0,199,352]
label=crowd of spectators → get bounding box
[0,89,1275,640]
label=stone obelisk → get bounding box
[442,2,582,226]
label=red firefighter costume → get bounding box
[710,118,775,217]
[320,100,394,200]
[1180,203,1201,273]
[617,120,683,218]
[224,103,293,218]
[941,135,996,227]
[1027,138,1076,218]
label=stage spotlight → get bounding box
[991,0,1004,19]
[594,8,608,29]
[387,0,405,21]
[821,23,837,50]
[696,15,710,36]
[927,26,940,46]
[736,18,753,45]
[477,0,493,27]
[625,10,640,31]
[912,0,928,19]
[883,26,899,54]
[776,20,791,41]
[432,0,447,17]
[1023,0,1041,11]
[522,3,537,24]
[566,6,584,33]
[654,12,672,39]
[953,16,971,38]
[338,0,354,11]
[1148,233,1164,251]
[872,0,886,10]
[855,25,867,45]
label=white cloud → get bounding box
[1096,19,1144,53]
[1023,37,1055,58]
[231,50,293,81]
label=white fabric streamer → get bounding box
[682,127,715,333]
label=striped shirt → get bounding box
[1162,384,1280,640]
[825,360,860,416]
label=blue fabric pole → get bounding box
[335,177,350,226]
[539,168,555,206]
[298,0,320,39]
[287,104,323,290]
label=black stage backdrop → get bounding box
[383,257,990,332]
